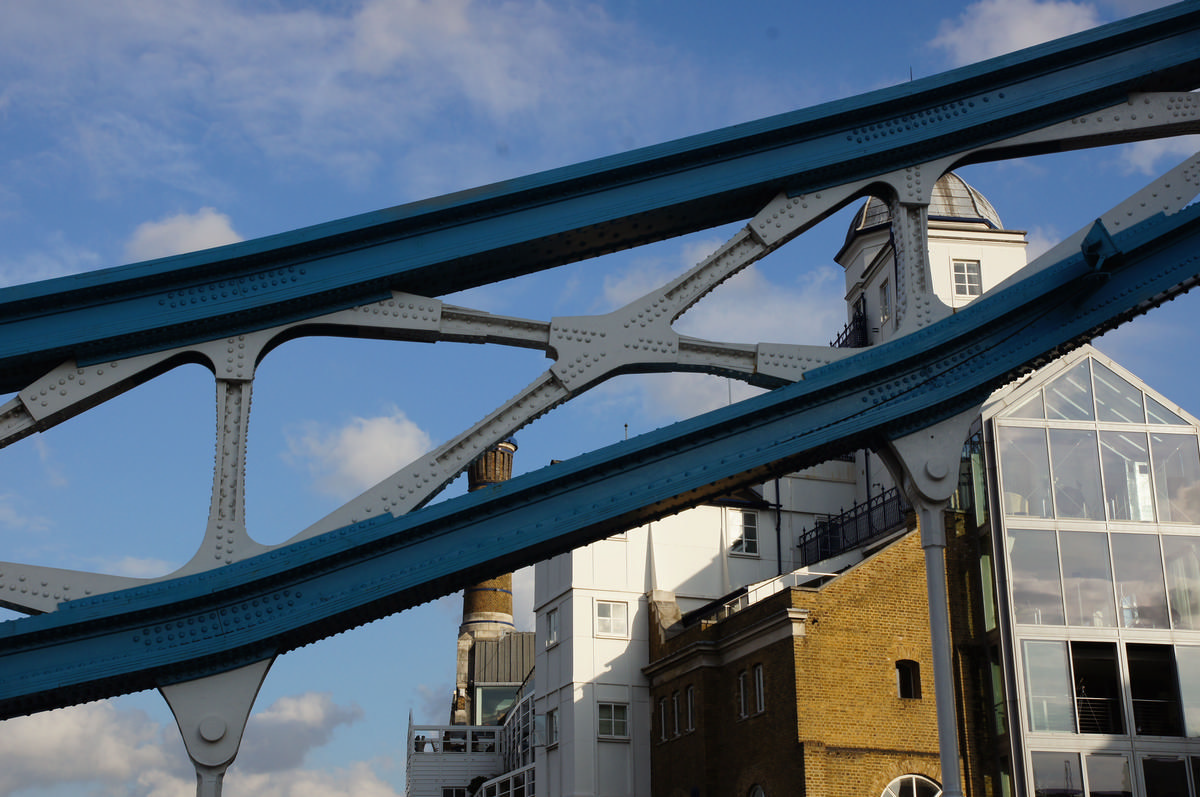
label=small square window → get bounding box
[598,702,629,738]
[595,600,628,637]
[730,510,759,556]
[953,259,983,297]
[545,608,559,647]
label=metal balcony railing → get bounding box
[830,296,868,349]
[797,486,910,566]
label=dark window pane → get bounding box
[1009,529,1065,625]
[1112,534,1169,629]
[1071,642,1123,734]
[1142,758,1189,797]
[1060,532,1116,627]
[1128,644,1184,736]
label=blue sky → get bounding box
[1,0,1198,795]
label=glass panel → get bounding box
[1010,391,1046,420]
[1024,640,1075,732]
[1045,360,1095,421]
[1128,644,1184,736]
[1142,758,1189,797]
[1148,396,1188,425]
[1049,429,1104,520]
[1192,757,1200,796]
[1084,754,1132,797]
[1093,361,1145,423]
[1101,431,1155,522]
[1112,534,1169,629]
[1030,751,1083,796]
[1165,536,1200,630]
[1176,647,1200,737]
[1151,433,1200,523]
[1060,531,1116,627]
[990,646,1008,736]
[999,426,1053,518]
[1009,529,1065,625]
[1071,642,1123,734]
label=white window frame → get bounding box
[597,702,629,739]
[545,607,559,648]
[754,663,765,714]
[952,259,983,298]
[879,279,891,324]
[672,691,680,736]
[729,509,759,557]
[546,707,559,746]
[658,698,667,741]
[595,600,628,638]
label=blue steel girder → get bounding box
[2,197,1200,719]
[1,2,1200,393]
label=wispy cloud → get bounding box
[124,207,244,262]
[1119,135,1200,177]
[284,406,434,499]
[0,232,102,288]
[930,0,1102,67]
[239,693,363,773]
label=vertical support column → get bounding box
[879,409,978,797]
[159,657,275,797]
[888,168,951,338]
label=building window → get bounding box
[672,692,680,736]
[879,279,891,324]
[598,702,628,738]
[686,686,695,731]
[545,608,559,647]
[896,660,922,699]
[880,774,942,797]
[658,698,667,741]
[730,510,759,556]
[595,600,628,637]
[443,790,467,797]
[546,708,559,746]
[1128,644,1184,736]
[737,671,748,718]
[952,259,982,297]
[754,664,765,713]
[749,787,766,797]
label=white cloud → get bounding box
[239,693,364,774]
[125,207,244,262]
[285,407,434,499]
[1119,135,1200,177]
[931,0,1102,67]
[0,694,390,797]
[1025,225,1062,262]
[0,231,102,288]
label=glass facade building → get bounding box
[985,348,1200,796]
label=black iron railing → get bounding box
[830,295,868,349]
[797,486,910,566]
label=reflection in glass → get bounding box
[1148,396,1188,425]
[1009,530,1065,625]
[1045,360,1095,421]
[1030,751,1082,796]
[1112,534,1169,629]
[1165,536,1200,630]
[1093,361,1144,423]
[1084,754,1132,797]
[1101,432,1155,522]
[1175,646,1200,737]
[1024,640,1075,732]
[1060,532,1115,627]
[1010,391,1046,420]
[999,427,1053,518]
[1151,433,1200,523]
[1049,429,1104,520]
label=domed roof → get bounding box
[844,172,1003,245]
